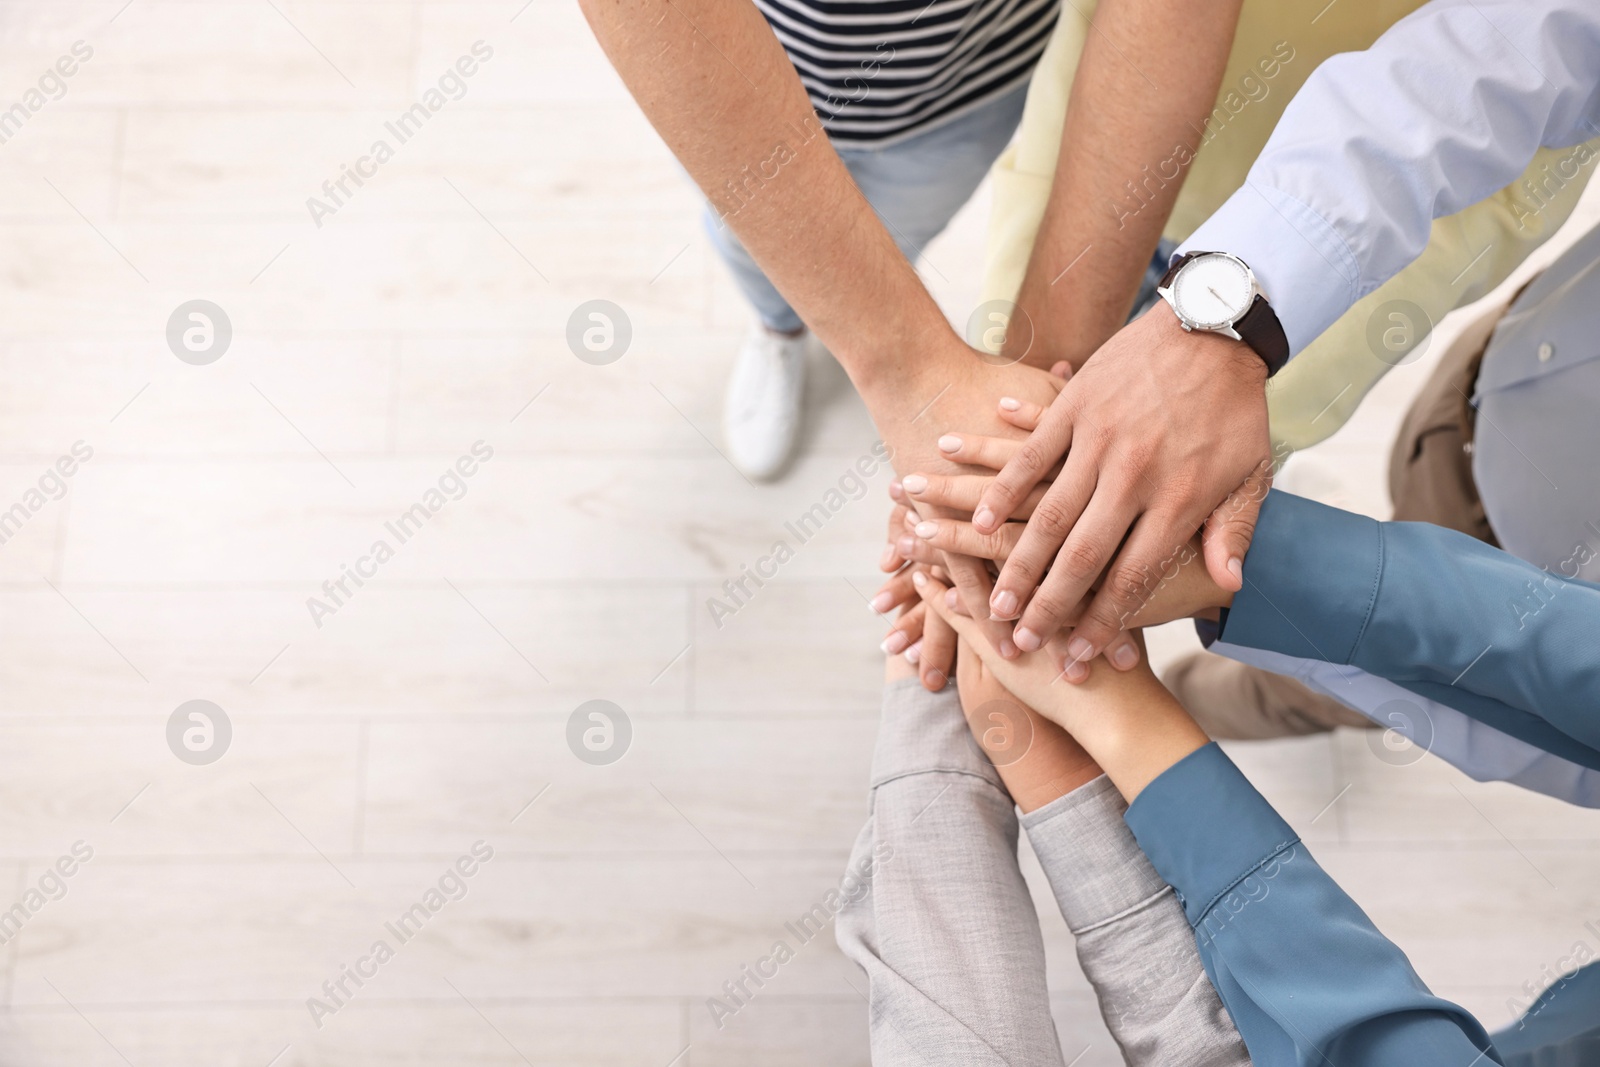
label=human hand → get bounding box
[883,398,1227,676]
[893,438,1236,639]
[864,343,1070,672]
[970,303,1271,669]
[875,437,1102,678]
[875,479,956,690]
[915,569,1210,802]
[953,635,1102,810]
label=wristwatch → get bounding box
[1156,251,1289,376]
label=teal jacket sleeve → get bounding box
[1221,491,1600,763]
[1125,743,1499,1066]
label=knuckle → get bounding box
[1026,588,1072,625]
[1108,564,1150,605]
[1013,439,1054,477]
[1029,496,1075,536]
[1118,439,1155,476]
[1058,538,1105,583]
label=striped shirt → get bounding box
[755,0,1060,145]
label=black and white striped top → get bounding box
[755,0,1060,145]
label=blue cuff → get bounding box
[1178,182,1361,357]
[1124,743,1299,929]
[1219,490,1380,665]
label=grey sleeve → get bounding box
[1022,776,1250,1067]
[835,680,1067,1067]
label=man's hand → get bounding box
[972,302,1271,669]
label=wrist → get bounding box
[853,327,973,418]
[827,293,963,400]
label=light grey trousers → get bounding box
[835,679,1249,1066]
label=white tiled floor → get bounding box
[0,2,1598,1064]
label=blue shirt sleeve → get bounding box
[1125,743,1499,1067]
[1221,491,1600,762]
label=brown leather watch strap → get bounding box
[1158,251,1191,289]
[1235,294,1290,376]
[1161,251,1289,376]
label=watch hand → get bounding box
[1207,285,1226,304]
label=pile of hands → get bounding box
[869,333,1272,693]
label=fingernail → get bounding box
[914,520,938,539]
[999,637,1018,659]
[1064,660,1089,683]
[1228,557,1244,585]
[889,479,903,498]
[1067,637,1094,663]
[1014,627,1041,652]
[898,536,916,557]
[911,571,927,589]
[1110,643,1139,670]
[881,631,909,654]
[924,669,947,690]
[998,396,1021,411]
[944,588,959,608]
[990,589,1018,617]
[937,434,962,452]
[902,474,928,494]
[973,505,995,530]
[869,591,894,614]
[905,641,921,665]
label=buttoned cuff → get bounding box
[1124,743,1300,929]
[1177,182,1361,358]
[1218,490,1382,666]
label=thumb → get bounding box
[1202,464,1270,592]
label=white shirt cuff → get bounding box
[1177,182,1362,359]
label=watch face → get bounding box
[1172,253,1254,329]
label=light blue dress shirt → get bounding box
[1177,0,1600,356]
[1169,0,1600,803]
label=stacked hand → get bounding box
[966,304,1272,672]
[867,343,1075,691]
[875,371,1239,682]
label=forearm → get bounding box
[1010,0,1241,368]
[997,650,1210,805]
[578,0,953,397]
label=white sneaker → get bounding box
[723,324,808,481]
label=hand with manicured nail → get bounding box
[900,405,1239,679]
[967,304,1271,672]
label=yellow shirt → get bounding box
[982,0,1596,457]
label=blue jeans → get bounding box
[705,87,1032,334]
[705,86,1177,335]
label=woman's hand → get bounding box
[914,569,1210,804]
[876,479,957,689]
[888,389,1238,677]
[953,635,1102,811]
